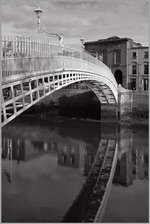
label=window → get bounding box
[132,63,137,74]
[144,51,148,59]
[130,78,136,90]
[113,50,121,65]
[142,78,149,91]
[132,52,137,59]
[144,63,149,74]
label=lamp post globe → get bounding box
[34,6,43,30]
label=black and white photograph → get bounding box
[1,0,149,222]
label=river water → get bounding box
[2,116,148,222]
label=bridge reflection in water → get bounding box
[1,118,148,222]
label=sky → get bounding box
[1,0,149,49]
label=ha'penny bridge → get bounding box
[1,6,131,222]
[1,35,118,127]
[1,6,120,128]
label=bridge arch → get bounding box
[1,37,118,127]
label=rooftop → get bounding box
[84,36,132,45]
[130,46,148,49]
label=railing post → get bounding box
[20,83,25,108]
[29,80,32,101]
[10,85,17,116]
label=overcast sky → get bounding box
[1,0,149,49]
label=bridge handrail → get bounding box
[1,36,110,69]
[1,36,117,91]
[1,36,106,65]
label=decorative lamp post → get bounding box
[34,6,43,31]
[80,38,85,51]
[27,6,64,45]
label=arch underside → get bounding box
[1,70,117,127]
[83,81,116,104]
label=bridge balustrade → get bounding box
[1,36,114,85]
[1,36,119,127]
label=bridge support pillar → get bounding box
[118,85,133,123]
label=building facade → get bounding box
[128,47,149,91]
[84,36,149,91]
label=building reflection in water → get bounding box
[114,150,133,186]
[113,128,147,187]
[2,135,97,180]
[83,144,96,176]
[2,126,148,187]
[2,137,25,163]
[57,141,96,172]
[58,144,79,168]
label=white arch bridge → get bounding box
[1,36,118,127]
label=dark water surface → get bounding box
[2,116,148,222]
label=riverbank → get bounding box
[21,111,148,128]
[29,87,148,126]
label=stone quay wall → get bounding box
[101,86,148,124]
[31,87,148,125]
[118,87,148,124]
[132,91,148,124]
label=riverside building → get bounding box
[84,36,149,92]
[128,46,149,91]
